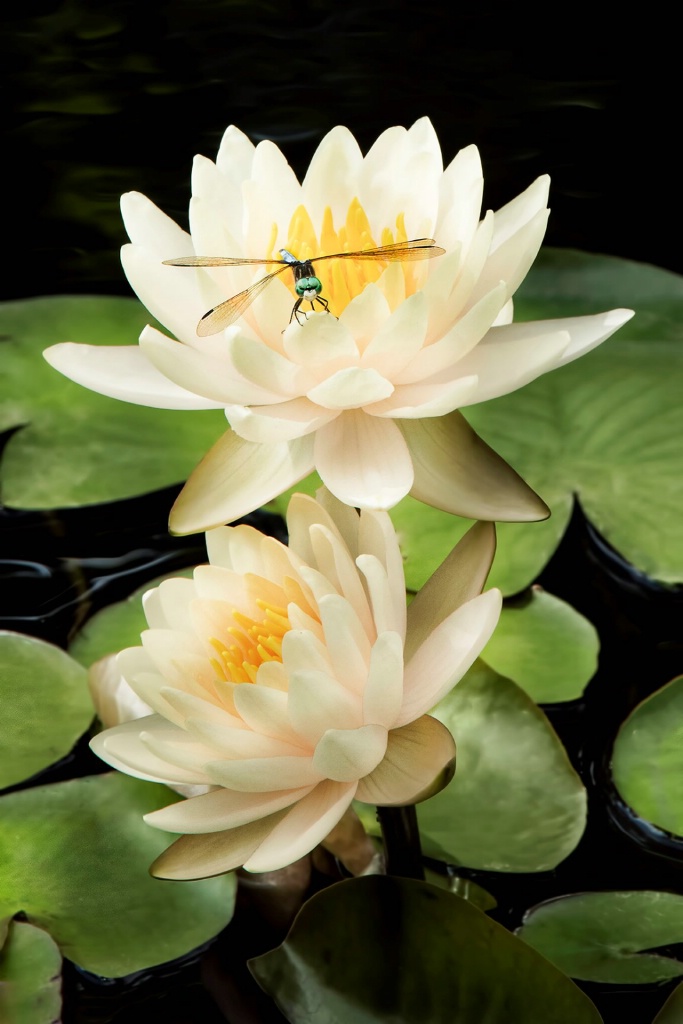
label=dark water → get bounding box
[1,2,682,1021]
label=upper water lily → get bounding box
[91,488,501,877]
[44,118,632,533]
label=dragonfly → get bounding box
[163,238,445,336]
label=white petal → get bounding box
[490,175,550,252]
[307,367,394,410]
[437,144,483,254]
[309,524,373,636]
[283,311,359,367]
[43,343,221,409]
[313,724,388,782]
[169,431,315,534]
[243,779,357,872]
[151,813,285,879]
[287,668,362,745]
[302,126,363,227]
[397,589,502,725]
[318,592,372,693]
[91,716,214,785]
[470,207,549,305]
[362,632,404,729]
[204,753,323,792]
[366,373,479,418]
[226,333,313,397]
[144,785,312,833]
[314,411,414,509]
[233,685,304,746]
[403,411,550,521]
[359,291,428,377]
[227,398,337,442]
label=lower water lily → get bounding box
[91,489,501,877]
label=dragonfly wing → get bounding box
[196,265,291,336]
[313,239,445,264]
[163,256,288,267]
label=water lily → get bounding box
[44,118,632,533]
[91,489,502,877]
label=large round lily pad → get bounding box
[611,676,683,836]
[0,773,236,977]
[0,296,224,508]
[0,631,93,788]
[417,664,587,871]
[250,876,602,1023]
[0,920,62,1024]
[517,890,683,983]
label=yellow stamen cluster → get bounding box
[267,198,413,316]
[209,599,291,684]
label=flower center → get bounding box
[267,198,416,316]
[209,599,291,684]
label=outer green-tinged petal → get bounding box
[356,715,455,805]
[403,410,550,521]
[170,430,315,534]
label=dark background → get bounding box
[0,1,678,304]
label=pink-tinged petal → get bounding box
[184,718,304,760]
[281,629,333,678]
[169,431,315,534]
[243,779,357,872]
[287,668,362,746]
[233,685,305,746]
[469,208,549,306]
[256,661,290,691]
[91,716,214,785]
[309,524,373,635]
[307,367,394,410]
[158,688,247,732]
[283,312,359,367]
[360,292,428,378]
[356,715,456,805]
[227,399,337,443]
[362,632,404,729]
[315,487,362,558]
[286,491,348,566]
[88,655,152,729]
[366,373,479,418]
[151,813,286,879]
[490,175,550,252]
[144,785,313,834]
[314,411,414,510]
[116,667,188,727]
[139,326,283,406]
[397,589,502,726]
[204,753,323,792]
[402,411,550,522]
[302,126,363,227]
[226,334,314,397]
[357,509,407,640]
[318,593,372,693]
[43,343,221,409]
[313,724,388,782]
[355,556,401,636]
[405,521,496,661]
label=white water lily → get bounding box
[44,118,632,533]
[91,489,501,877]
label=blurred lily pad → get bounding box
[0,920,62,1024]
[0,773,236,977]
[0,296,224,508]
[393,249,683,592]
[250,876,602,1023]
[418,664,587,871]
[517,890,683,983]
[0,631,93,788]
[653,981,683,1023]
[481,588,598,703]
[611,675,683,836]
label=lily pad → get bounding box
[0,773,236,977]
[250,876,603,1023]
[653,981,683,1023]
[480,588,599,703]
[0,921,62,1024]
[611,676,683,836]
[517,891,683,983]
[0,296,224,508]
[0,631,93,788]
[393,249,683,592]
[417,664,587,871]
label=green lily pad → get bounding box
[0,631,93,788]
[69,568,194,669]
[0,296,224,508]
[0,921,62,1024]
[250,876,603,1023]
[0,773,236,977]
[393,249,683,592]
[481,588,599,703]
[653,981,683,1023]
[423,870,497,912]
[611,676,683,836]
[517,891,683,984]
[417,664,587,871]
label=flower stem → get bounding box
[376,804,425,880]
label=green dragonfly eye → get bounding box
[295,276,322,297]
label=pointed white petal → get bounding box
[313,724,388,782]
[144,785,312,833]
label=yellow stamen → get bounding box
[208,598,294,685]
